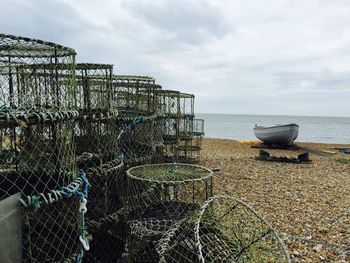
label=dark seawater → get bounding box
[196,113,350,144]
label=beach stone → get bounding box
[313,244,323,253]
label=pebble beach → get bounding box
[200,138,350,262]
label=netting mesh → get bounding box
[158,195,291,263]
[62,64,127,262]
[155,91,201,164]
[157,196,290,262]
[0,34,83,262]
[23,196,80,262]
[113,75,161,165]
[125,163,214,262]
[83,158,126,263]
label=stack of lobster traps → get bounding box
[156,90,181,162]
[155,90,204,163]
[71,63,125,262]
[178,118,205,163]
[113,75,162,167]
[0,34,86,263]
[0,33,217,263]
[177,93,204,163]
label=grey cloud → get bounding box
[0,0,107,50]
[1,0,350,116]
[274,70,350,92]
[120,0,231,45]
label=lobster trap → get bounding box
[178,119,205,163]
[113,75,161,115]
[156,91,201,163]
[75,63,115,115]
[158,195,291,263]
[0,34,86,262]
[0,34,76,111]
[179,92,194,118]
[113,75,162,166]
[68,64,126,262]
[156,90,180,162]
[116,114,157,166]
[74,64,119,170]
[125,163,214,262]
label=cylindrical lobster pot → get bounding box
[0,34,84,262]
[125,163,214,262]
[158,195,291,263]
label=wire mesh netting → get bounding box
[0,34,86,262]
[179,117,194,140]
[22,195,80,262]
[157,195,291,263]
[125,163,214,262]
[113,75,162,166]
[83,158,127,263]
[193,119,204,136]
[155,91,198,164]
[177,92,202,163]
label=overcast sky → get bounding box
[2,0,350,116]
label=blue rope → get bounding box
[76,249,84,263]
[21,171,90,209]
[58,170,90,199]
[126,116,143,130]
[79,170,90,198]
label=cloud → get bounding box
[0,0,95,44]
[120,0,231,46]
[274,70,350,93]
[1,0,350,116]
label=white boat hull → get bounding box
[254,124,299,145]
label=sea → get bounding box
[195,113,350,144]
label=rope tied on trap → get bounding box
[0,106,79,127]
[116,114,157,140]
[20,170,90,209]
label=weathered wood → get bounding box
[257,150,311,163]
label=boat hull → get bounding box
[254,124,299,145]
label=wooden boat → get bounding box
[254,123,299,145]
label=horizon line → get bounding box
[195,112,350,118]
